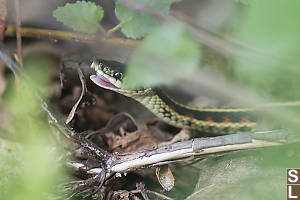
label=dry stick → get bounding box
[13,0,22,65]
[0,0,7,40]
[5,26,139,47]
[108,130,294,174]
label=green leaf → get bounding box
[53,1,103,34]
[234,0,300,100]
[124,22,201,89]
[190,146,300,200]
[115,0,181,39]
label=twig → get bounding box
[5,26,139,47]
[109,130,295,173]
[0,42,24,76]
[0,0,7,40]
[106,23,123,35]
[14,0,22,65]
[132,183,150,200]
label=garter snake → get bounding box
[89,59,299,134]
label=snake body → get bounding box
[121,87,257,134]
[89,59,299,134]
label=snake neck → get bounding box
[118,88,256,134]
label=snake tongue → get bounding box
[90,74,120,89]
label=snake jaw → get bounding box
[90,60,126,91]
[90,74,121,90]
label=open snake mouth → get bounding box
[90,60,123,90]
[90,73,120,90]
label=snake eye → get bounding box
[113,72,123,80]
[98,62,103,69]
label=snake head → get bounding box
[90,59,150,98]
[90,60,125,91]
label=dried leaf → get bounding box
[156,165,174,191]
[65,68,86,124]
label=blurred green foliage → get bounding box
[53,1,103,34]
[0,59,64,200]
[124,22,201,89]
[234,0,300,100]
[189,144,300,200]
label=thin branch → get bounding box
[131,183,174,200]
[0,0,7,40]
[5,26,139,47]
[109,130,296,173]
[14,0,22,65]
[0,42,24,76]
[106,23,123,35]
